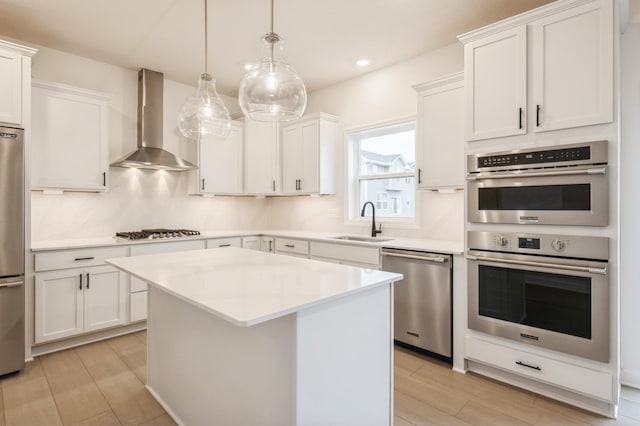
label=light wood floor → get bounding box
[1,332,639,426]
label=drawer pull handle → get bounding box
[74,257,95,261]
[285,244,295,248]
[406,331,419,338]
[516,361,541,371]
[219,244,231,247]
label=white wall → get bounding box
[267,42,465,241]
[620,5,640,389]
[27,43,269,241]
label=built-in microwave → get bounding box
[467,141,608,226]
[466,231,609,362]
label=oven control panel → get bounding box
[469,231,608,260]
[477,146,591,169]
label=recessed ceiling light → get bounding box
[356,59,370,67]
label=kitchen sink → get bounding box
[329,235,394,243]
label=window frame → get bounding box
[345,118,417,226]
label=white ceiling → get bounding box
[0,0,553,97]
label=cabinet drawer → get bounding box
[465,335,613,401]
[130,291,148,322]
[206,237,242,249]
[35,246,128,272]
[275,238,309,256]
[130,240,205,256]
[310,242,380,267]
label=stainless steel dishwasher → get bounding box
[381,248,452,360]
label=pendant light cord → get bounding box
[204,0,208,74]
[270,0,274,34]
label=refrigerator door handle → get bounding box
[0,281,23,289]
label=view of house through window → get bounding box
[350,121,416,219]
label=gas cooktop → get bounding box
[115,228,201,241]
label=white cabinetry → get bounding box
[129,240,205,322]
[309,242,380,269]
[244,119,279,194]
[281,113,339,195]
[261,236,275,253]
[34,246,128,343]
[275,238,309,258]
[241,236,261,250]
[189,121,243,195]
[414,73,465,189]
[31,80,110,191]
[0,40,36,126]
[206,237,242,248]
[460,0,613,141]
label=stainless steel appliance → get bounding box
[0,126,25,376]
[467,230,609,362]
[467,141,608,226]
[115,228,201,241]
[381,248,452,360]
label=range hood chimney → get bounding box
[111,68,196,171]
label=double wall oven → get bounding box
[466,141,610,363]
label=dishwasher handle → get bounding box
[381,251,449,263]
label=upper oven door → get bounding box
[467,165,608,226]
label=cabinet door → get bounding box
[281,124,302,193]
[130,291,148,322]
[465,26,527,141]
[199,122,243,194]
[31,82,109,191]
[261,237,274,253]
[0,48,22,125]
[35,269,84,343]
[299,121,320,193]
[416,76,464,189]
[531,1,613,132]
[83,265,127,332]
[244,119,279,194]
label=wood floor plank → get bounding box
[75,342,132,382]
[69,410,121,426]
[0,358,45,387]
[395,373,468,416]
[394,414,416,426]
[456,400,533,426]
[533,395,623,426]
[394,390,471,426]
[394,347,428,373]
[2,376,63,426]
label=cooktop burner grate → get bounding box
[115,228,201,241]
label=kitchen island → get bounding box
[107,247,402,426]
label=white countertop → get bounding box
[106,247,402,327]
[32,229,463,254]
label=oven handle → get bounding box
[466,254,607,275]
[466,167,606,181]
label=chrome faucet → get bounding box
[360,201,382,238]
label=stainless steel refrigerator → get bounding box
[0,126,24,376]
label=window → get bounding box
[348,120,416,220]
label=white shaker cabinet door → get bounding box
[531,0,613,132]
[31,80,110,191]
[197,121,243,194]
[0,48,22,125]
[35,269,84,343]
[83,265,127,333]
[464,26,527,141]
[244,119,279,194]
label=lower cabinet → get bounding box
[35,265,127,343]
[309,241,380,269]
[261,237,275,253]
[274,238,310,258]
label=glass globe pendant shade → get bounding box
[239,34,307,122]
[178,73,231,139]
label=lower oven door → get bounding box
[467,251,609,362]
[467,165,608,226]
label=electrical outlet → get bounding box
[327,208,340,218]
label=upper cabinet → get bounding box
[0,40,37,126]
[281,113,340,195]
[32,80,110,192]
[414,73,465,190]
[460,0,613,142]
[244,119,280,194]
[189,121,244,195]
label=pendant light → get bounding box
[177,0,231,139]
[238,0,307,122]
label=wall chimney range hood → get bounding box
[111,69,196,171]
